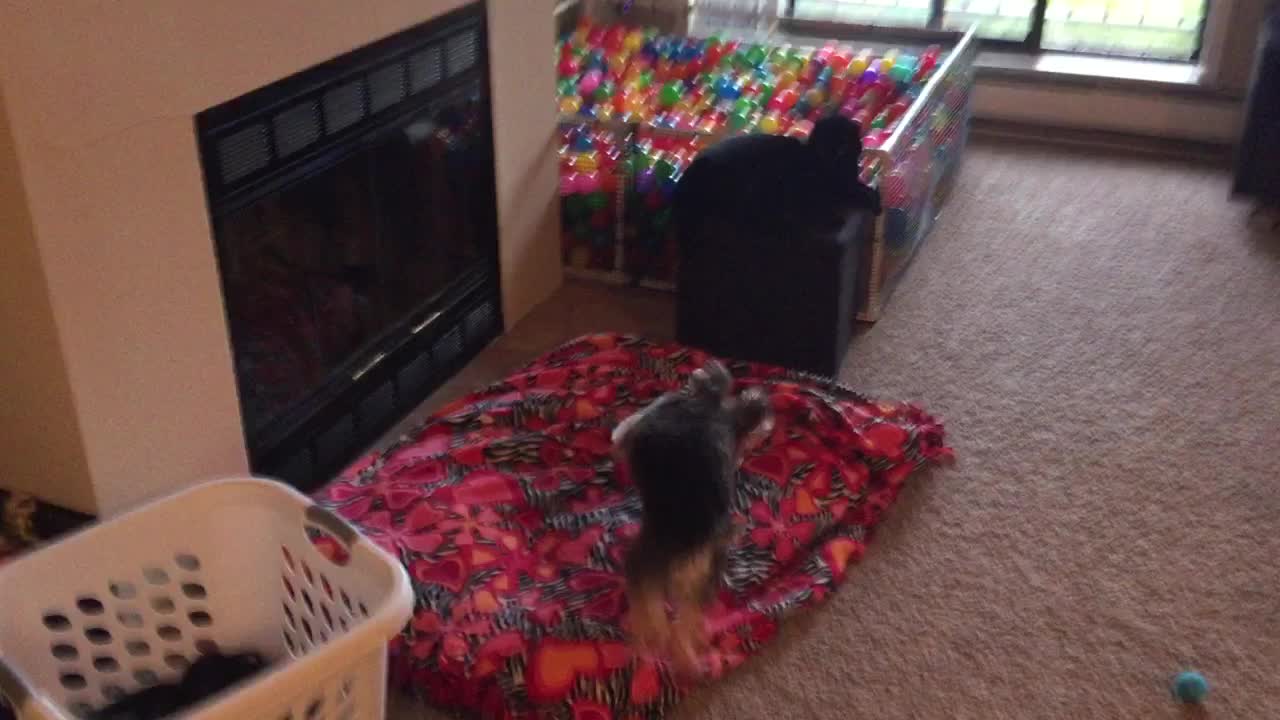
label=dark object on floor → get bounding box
[0,489,93,565]
[1171,670,1210,704]
[676,208,872,377]
[90,652,266,720]
[1233,6,1280,205]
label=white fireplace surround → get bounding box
[0,1,562,515]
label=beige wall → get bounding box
[0,0,561,515]
[488,2,566,329]
[0,87,96,513]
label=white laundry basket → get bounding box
[0,478,413,720]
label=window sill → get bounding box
[976,51,1244,102]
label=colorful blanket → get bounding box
[318,334,951,718]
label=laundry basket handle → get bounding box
[0,656,29,708]
[305,504,359,547]
[0,656,56,720]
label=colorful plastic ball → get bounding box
[579,69,603,96]
[758,112,781,134]
[715,76,741,100]
[593,80,615,103]
[559,96,582,115]
[829,75,849,100]
[604,26,627,51]
[624,30,645,53]
[653,156,678,180]
[585,190,608,211]
[579,171,604,194]
[880,170,908,206]
[558,57,580,78]
[1172,672,1209,704]
[793,117,814,134]
[633,167,654,193]
[607,53,628,76]
[704,42,724,65]
[559,172,580,196]
[658,81,683,107]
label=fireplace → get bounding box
[198,3,501,491]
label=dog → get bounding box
[612,359,773,674]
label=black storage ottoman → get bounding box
[676,210,872,378]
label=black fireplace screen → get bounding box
[197,3,501,488]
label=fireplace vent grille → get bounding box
[199,11,484,204]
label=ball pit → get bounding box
[556,19,977,318]
[558,124,622,271]
[556,19,942,147]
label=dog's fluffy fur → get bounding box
[612,360,773,673]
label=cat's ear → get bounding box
[810,114,863,163]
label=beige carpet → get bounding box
[394,137,1280,719]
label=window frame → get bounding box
[781,0,1211,62]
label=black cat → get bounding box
[674,114,882,244]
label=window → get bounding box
[787,0,1209,61]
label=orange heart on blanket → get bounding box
[575,398,603,420]
[824,537,861,575]
[794,488,818,515]
[527,640,604,702]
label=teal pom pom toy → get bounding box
[1171,671,1209,704]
